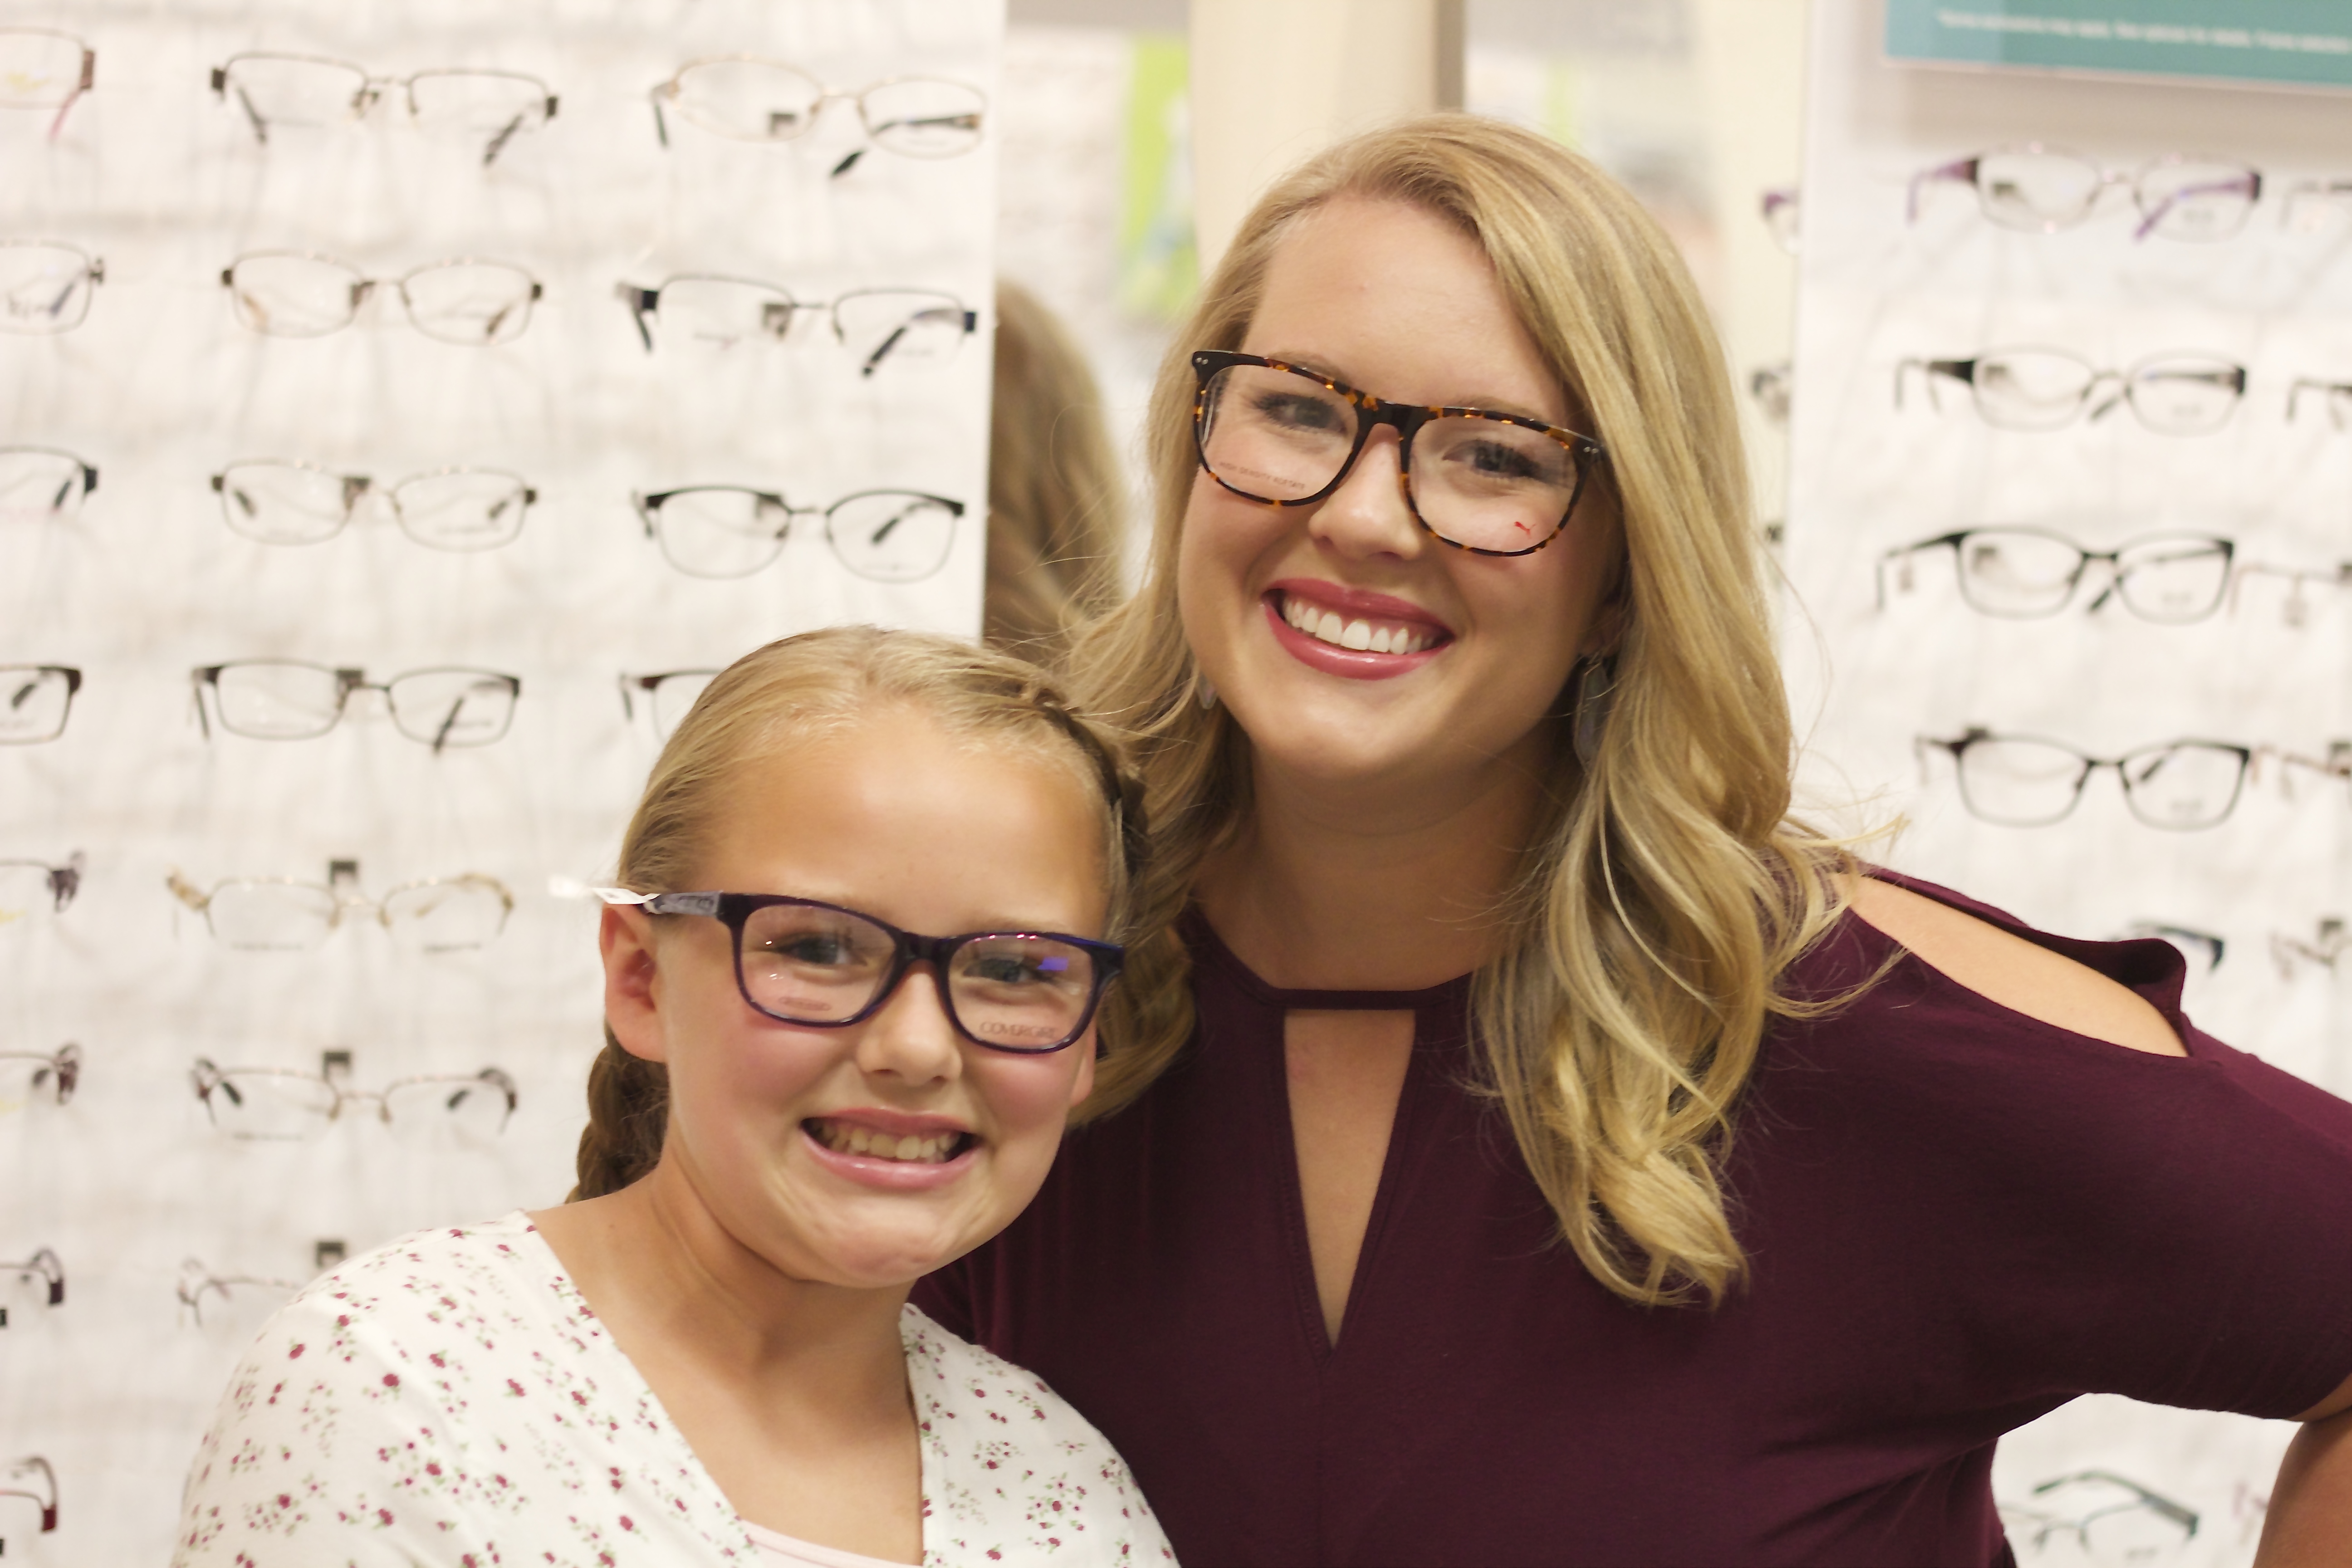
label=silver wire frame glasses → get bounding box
[191,661,521,749]
[169,859,514,953]
[616,275,976,372]
[0,850,81,929]
[1917,727,2255,830]
[192,1050,517,1142]
[223,252,543,344]
[1876,528,2234,623]
[619,670,719,739]
[0,1044,78,1113]
[632,485,963,582]
[0,1456,56,1549]
[648,59,985,174]
[1908,145,2261,241]
[0,1248,62,1326]
[1896,348,2246,435]
[213,461,535,550]
[211,53,557,167]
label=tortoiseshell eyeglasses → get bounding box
[1190,350,1607,557]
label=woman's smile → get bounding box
[1266,581,1453,676]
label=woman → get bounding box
[176,630,1173,1566]
[916,117,2352,1565]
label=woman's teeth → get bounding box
[1280,594,1435,655]
[809,1120,965,1163]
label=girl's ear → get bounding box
[601,904,669,1064]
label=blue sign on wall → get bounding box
[1886,0,2352,90]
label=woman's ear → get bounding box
[600,904,669,1064]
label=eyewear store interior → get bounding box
[3,0,2350,1562]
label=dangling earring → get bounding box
[1571,657,1615,768]
[1195,670,1219,711]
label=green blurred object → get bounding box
[1117,35,1197,323]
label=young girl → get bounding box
[173,627,1176,1567]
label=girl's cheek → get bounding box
[971,1053,1087,1137]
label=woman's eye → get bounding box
[1455,438,1542,480]
[1250,392,1345,433]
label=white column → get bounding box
[1188,0,1447,273]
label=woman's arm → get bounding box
[2257,1375,2352,1567]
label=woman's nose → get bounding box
[1307,428,1424,561]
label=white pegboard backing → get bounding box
[1786,5,2350,1562]
[0,1,1001,1560]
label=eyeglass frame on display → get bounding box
[0,240,103,334]
[210,52,557,167]
[0,1247,62,1326]
[629,485,965,583]
[1190,349,1609,558]
[191,1049,519,1139]
[0,1043,79,1107]
[1915,726,2259,830]
[0,446,98,521]
[614,275,977,374]
[0,850,81,918]
[2289,377,2352,429]
[596,888,1126,1055]
[0,1455,56,1543]
[189,660,522,750]
[618,669,720,739]
[175,1257,301,1327]
[167,860,514,953]
[0,28,93,140]
[211,461,536,550]
[1999,1469,2198,1554]
[2228,559,2352,627]
[647,57,986,176]
[221,251,544,345]
[0,665,82,744]
[1906,144,2261,241]
[1874,526,2237,623]
[1894,348,2247,435]
[2270,916,2349,980]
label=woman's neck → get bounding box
[1194,732,1554,991]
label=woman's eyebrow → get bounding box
[1252,351,1565,425]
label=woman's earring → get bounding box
[1196,671,1219,711]
[1572,658,1615,768]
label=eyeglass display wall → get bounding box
[1786,4,2351,1561]
[0,1,1000,1558]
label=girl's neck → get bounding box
[1194,732,1554,992]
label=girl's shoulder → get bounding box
[901,1304,1177,1564]
[282,1210,591,1343]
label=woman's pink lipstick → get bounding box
[1262,580,1453,681]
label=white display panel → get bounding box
[0,2,1000,1559]
[1788,3,2350,1558]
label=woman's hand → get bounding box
[2256,1374,2352,1565]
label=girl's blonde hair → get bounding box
[983,279,1127,656]
[1068,114,1855,1308]
[570,625,1147,1202]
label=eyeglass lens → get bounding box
[194,878,508,952]
[625,671,720,738]
[215,464,531,549]
[1199,361,1588,552]
[1949,530,2231,622]
[736,901,1104,1051]
[1953,736,2248,828]
[0,243,98,334]
[0,667,76,743]
[0,1050,74,1114]
[197,1066,514,1142]
[0,449,94,521]
[225,255,539,344]
[0,31,88,109]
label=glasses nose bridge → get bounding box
[2083,367,2129,420]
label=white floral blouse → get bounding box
[172,1213,1176,1567]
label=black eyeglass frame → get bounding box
[1190,350,1608,559]
[639,891,1125,1054]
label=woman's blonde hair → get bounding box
[570,625,1147,1202]
[1067,114,1855,1308]
[983,280,1127,656]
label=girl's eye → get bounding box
[966,955,1039,985]
[772,934,854,965]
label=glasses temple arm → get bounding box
[615,284,656,352]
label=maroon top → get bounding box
[915,876,2352,1566]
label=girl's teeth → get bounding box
[814,1121,959,1163]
